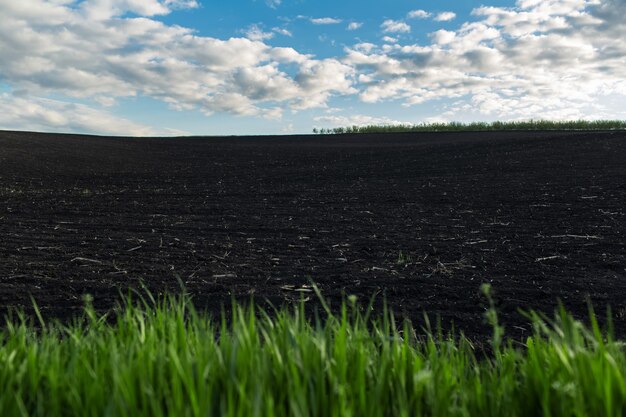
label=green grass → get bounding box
[313,119,626,134]
[396,250,415,266]
[1,286,626,417]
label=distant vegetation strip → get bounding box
[1,286,626,417]
[314,119,626,134]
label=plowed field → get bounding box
[1,130,624,339]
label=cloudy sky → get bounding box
[0,0,625,136]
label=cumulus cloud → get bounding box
[0,93,169,136]
[2,0,625,135]
[80,0,198,20]
[352,43,377,53]
[430,29,456,45]
[347,22,363,30]
[344,0,626,120]
[434,12,457,22]
[293,59,357,108]
[244,24,274,41]
[381,19,411,33]
[0,0,357,133]
[310,17,342,25]
[408,10,431,19]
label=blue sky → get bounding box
[0,0,624,136]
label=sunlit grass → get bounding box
[1,286,625,416]
[314,119,626,134]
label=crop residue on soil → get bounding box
[0,130,625,339]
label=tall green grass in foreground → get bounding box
[314,119,626,134]
[1,287,626,417]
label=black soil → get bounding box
[1,130,625,340]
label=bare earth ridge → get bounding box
[1,130,624,340]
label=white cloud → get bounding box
[293,59,357,109]
[310,17,342,25]
[205,92,259,116]
[0,93,166,136]
[344,0,626,120]
[244,24,274,41]
[353,42,377,53]
[94,96,117,107]
[1,0,625,135]
[273,27,292,37]
[265,0,281,8]
[408,10,431,19]
[347,22,363,30]
[0,0,357,134]
[164,0,199,9]
[430,29,456,45]
[434,12,457,22]
[270,47,310,64]
[381,19,411,33]
[80,0,198,20]
[281,123,295,133]
[314,114,408,127]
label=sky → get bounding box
[0,0,625,136]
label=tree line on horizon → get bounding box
[313,120,626,134]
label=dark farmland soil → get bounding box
[0,130,625,340]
